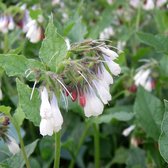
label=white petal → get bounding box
[84,89,104,117]
[143,0,155,10]
[93,80,111,104]
[51,93,63,132]
[103,55,121,76]
[40,118,53,136]
[40,87,52,118]
[99,47,118,60]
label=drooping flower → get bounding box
[0,15,15,33]
[39,87,63,136]
[25,20,43,43]
[143,0,155,10]
[50,93,63,133]
[93,79,112,104]
[7,136,20,155]
[103,55,121,76]
[83,87,104,117]
[99,46,119,60]
[134,68,154,91]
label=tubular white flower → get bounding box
[40,87,52,118]
[7,136,20,155]
[143,0,155,10]
[0,16,8,33]
[40,87,63,136]
[50,93,63,132]
[134,69,151,86]
[122,125,135,137]
[40,118,54,136]
[26,20,42,43]
[99,47,118,60]
[84,88,104,117]
[103,55,121,76]
[99,64,113,85]
[93,79,111,104]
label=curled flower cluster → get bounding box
[38,41,121,136]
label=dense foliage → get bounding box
[0,0,168,168]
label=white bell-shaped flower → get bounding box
[50,93,63,132]
[93,79,111,104]
[40,87,63,136]
[99,47,118,60]
[84,88,104,117]
[143,0,155,10]
[0,16,8,33]
[103,55,121,76]
[26,20,42,43]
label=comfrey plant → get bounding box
[0,15,121,168]
[38,39,121,134]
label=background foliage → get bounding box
[0,0,168,168]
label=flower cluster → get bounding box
[0,15,15,33]
[0,4,44,43]
[38,40,121,136]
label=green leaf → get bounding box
[0,106,11,115]
[136,32,168,54]
[67,14,87,42]
[13,105,25,126]
[159,100,168,163]
[0,54,44,77]
[16,79,40,126]
[39,15,67,71]
[126,147,146,168]
[1,140,38,168]
[112,147,129,164]
[134,86,164,140]
[159,55,168,77]
[96,106,134,124]
[154,10,168,34]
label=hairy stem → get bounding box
[54,131,61,168]
[93,123,100,168]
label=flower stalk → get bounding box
[54,131,61,168]
[93,122,100,168]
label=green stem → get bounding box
[17,126,31,168]
[4,33,8,53]
[11,116,30,168]
[93,123,100,168]
[136,6,141,31]
[54,131,61,168]
[69,124,89,168]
